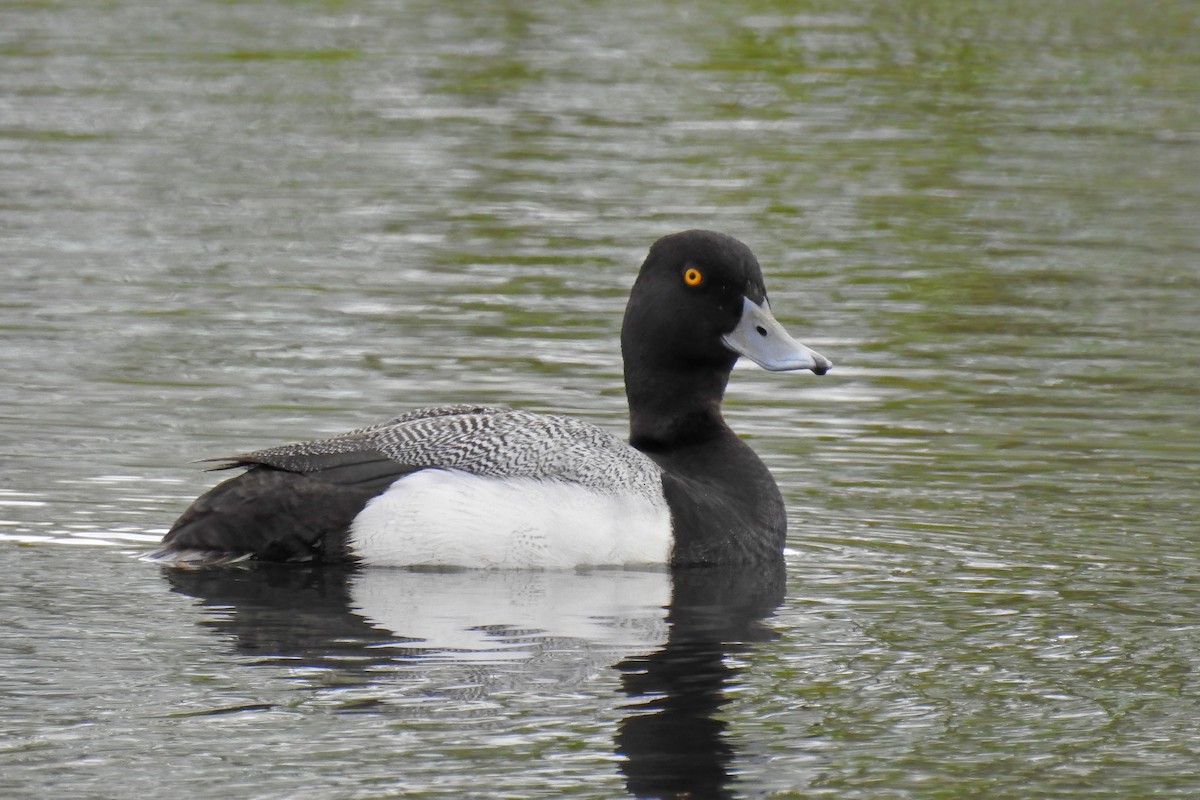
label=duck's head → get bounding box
[621,230,832,379]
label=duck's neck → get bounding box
[624,357,736,451]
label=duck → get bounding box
[153,230,831,568]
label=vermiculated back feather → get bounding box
[215,406,664,502]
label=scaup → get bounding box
[154,230,831,568]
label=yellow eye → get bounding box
[683,267,703,286]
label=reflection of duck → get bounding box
[351,567,670,660]
[155,230,830,569]
[164,564,671,682]
[164,561,785,798]
[616,562,786,799]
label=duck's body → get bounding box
[155,230,831,568]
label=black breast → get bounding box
[645,431,787,565]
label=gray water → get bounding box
[3,1,1199,797]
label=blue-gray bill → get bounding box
[721,296,832,374]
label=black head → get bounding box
[621,230,766,371]
[620,230,830,444]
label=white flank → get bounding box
[348,468,672,568]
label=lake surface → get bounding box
[3,0,1199,797]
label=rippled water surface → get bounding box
[3,1,1199,797]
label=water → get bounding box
[3,0,1199,797]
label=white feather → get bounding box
[348,468,672,568]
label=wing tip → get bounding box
[142,547,255,568]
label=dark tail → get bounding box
[152,466,382,566]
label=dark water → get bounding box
[3,1,1199,797]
